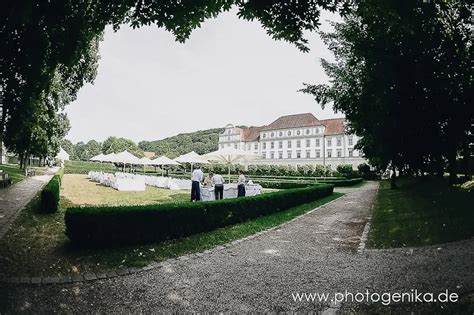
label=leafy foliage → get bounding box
[301,1,473,182]
[138,128,224,158]
[39,175,61,213]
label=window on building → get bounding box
[337,137,342,146]
[270,152,274,159]
[296,130,301,136]
[254,143,258,150]
[305,129,310,135]
[315,138,320,147]
[279,141,283,149]
[263,133,267,138]
[327,139,332,147]
[348,148,353,157]
[270,132,275,138]
[262,153,266,159]
[337,149,342,157]
[278,151,283,159]
[234,144,238,149]
[247,144,251,150]
[287,131,292,136]
[271,142,274,149]
[287,151,292,159]
[263,143,266,150]
[278,131,283,137]
[306,139,310,147]
[315,128,320,134]
[296,140,301,148]
[348,136,353,146]
[288,140,292,148]
[316,150,321,158]
[306,150,311,158]
[296,151,301,158]
[327,150,332,158]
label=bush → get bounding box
[65,184,334,247]
[256,180,319,189]
[39,175,61,213]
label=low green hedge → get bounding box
[39,175,61,213]
[256,181,318,189]
[65,184,334,247]
[318,178,363,187]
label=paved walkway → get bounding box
[0,168,56,239]
[1,182,473,312]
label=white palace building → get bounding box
[218,113,366,169]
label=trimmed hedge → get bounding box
[65,184,334,247]
[256,181,318,189]
[318,178,363,187]
[39,175,61,213]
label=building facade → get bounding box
[218,113,366,169]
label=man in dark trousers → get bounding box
[212,173,225,200]
[190,165,203,201]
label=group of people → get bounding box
[190,165,246,201]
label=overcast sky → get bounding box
[65,9,342,144]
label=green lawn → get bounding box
[369,178,474,248]
[0,164,25,184]
[0,190,342,277]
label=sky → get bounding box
[65,9,342,144]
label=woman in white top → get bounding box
[237,171,246,197]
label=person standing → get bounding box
[204,172,214,187]
[191,165,204,201]
[212,173,225,200]
[237,170,246,197]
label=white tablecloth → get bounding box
[200,184,262,201]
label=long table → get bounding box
[200,184,262,201]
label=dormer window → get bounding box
[278,131,283,137]
[270,132,275,138]
[296,130,301,136]
[287,131,292,136]
[305,129,310,135]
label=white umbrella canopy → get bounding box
[138,157,154,165]
[101,153,117,163]
[152,155,181,176]
[89,153,106,162]
[110,151,141,165]
[56,147,70,161]
[153,155,181,166]
[203,147,261,182]
[174,151,210,164]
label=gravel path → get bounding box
[1,181,473,313]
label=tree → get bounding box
[301,0,472,186]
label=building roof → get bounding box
[320,118,346,135]
[261,113,323,131]
[143,151,156,159]
[242,126,263,142]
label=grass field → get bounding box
[0,176,342,276]
[0,164,26,184]
[369,178,473,248]
[61,174,189,206]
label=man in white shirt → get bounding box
[237,171,246,197]
[212,173,225,200]
[191,166,204,201]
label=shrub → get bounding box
[256,180,319,189]
[318,178,363,187]
[39,175,61,213]
[65,184,334,247]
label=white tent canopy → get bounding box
[89,153,106,162]
[203,147,261,182]
[138,157,155,165]
[56,147,70,161]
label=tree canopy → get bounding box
[301,0,472,182]
[1,0,351,166]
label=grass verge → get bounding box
[0,164,25,184]
[369,178,473,248]
[0,192,342,277]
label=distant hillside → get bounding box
[138,128,226,158]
